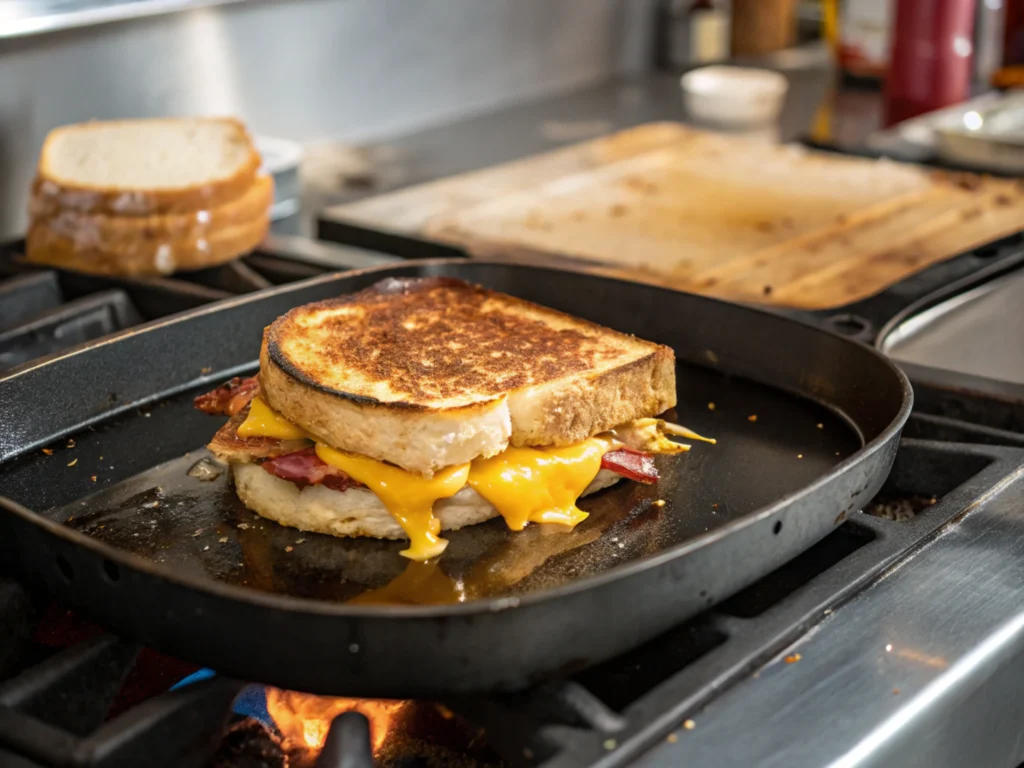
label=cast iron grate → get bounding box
[0,237,396,373]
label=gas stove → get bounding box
[1,239,1023,768]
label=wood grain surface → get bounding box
[328,123,1024,309]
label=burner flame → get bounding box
[264,687,406,755]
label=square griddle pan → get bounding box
[0,261,911,697]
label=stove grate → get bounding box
[0,628,241,768]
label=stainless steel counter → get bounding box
[639,451,1024,768]
[882,268,1024,387]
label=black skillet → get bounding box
[0,261,911,697]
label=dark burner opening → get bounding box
[720,521,875,619]
[573,618,727,712]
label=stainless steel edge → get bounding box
[880,267,1024,387]
[639,454,1024,768]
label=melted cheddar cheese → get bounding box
[231,398,699,562]
[466,440,608,531]
[315,443,469,560]
[237,397,309,440]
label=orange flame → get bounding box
[264,688,407,755]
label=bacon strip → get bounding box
[261,446,655,492]
[198,375,658,493]
[207,407,310,464]
[261,447,362,492]
[194,376,260,416]
[601,447,659,484]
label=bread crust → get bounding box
[25,207,269,276]
[507,346,677,447]
[259,336,513,477]
[258,277,677,474]
[33,117,261,217]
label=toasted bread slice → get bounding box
[25,205,269,275]
[32,117,260,216]
[259,277,676,475]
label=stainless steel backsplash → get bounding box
[0,0,652,237]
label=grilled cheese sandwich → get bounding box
[195,277,713,560]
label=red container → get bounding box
[1004,0,1024,66]
[883,0,977,127]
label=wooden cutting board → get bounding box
[327,123,1024,309]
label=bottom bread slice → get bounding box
[25,208,269,276]
[233,462,622,540]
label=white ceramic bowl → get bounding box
[680,65,789,128]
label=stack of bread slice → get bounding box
[25,117,273,276]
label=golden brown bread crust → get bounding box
[265,277,668,409]
[25,208,269,276]
[259,333,513,475]
[32,117,262,217]
[258,277,677,474]
[507,348,677,447]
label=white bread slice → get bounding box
[233,462,622,540]
[32,118,261,216]
[29,174,273,249]
[259,277,677,475]
[25,206,269,276]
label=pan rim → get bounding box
[0,258,914,619]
